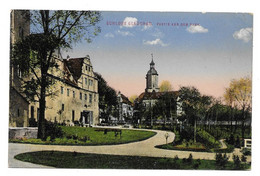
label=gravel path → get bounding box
[8,128,251,168]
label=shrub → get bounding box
[193,159,201,169]
[226,134,235,145]
[182,154,193,164]
[235,136,241,148]
[215,153,229,169]
[241,148,251,156]
[44,121,64,141]
[241,155,247,163]
[187,153,193,164]
[233,155,242,170]
[29,117,37,127]
[174,155,179,161]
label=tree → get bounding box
[224,86,236,132]
[129,94,138,104]
[159,80,173,92]
[94,72,118,123]
[12,10,101,139]
[224,77,252,140]
[153,92,177,126]
[179,86,212,143]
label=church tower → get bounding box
[145,54,159,93]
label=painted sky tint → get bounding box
[63,11,253,98]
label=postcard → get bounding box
[8,10,252,170]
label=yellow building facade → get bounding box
[29,56,99,126]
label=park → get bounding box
[8,10,252,170]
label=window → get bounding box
[19,26,24,39]
[67,88,70,96]
[37,108,40,120]
[17,109,20,117]
[61,86,64,94]
[31,106,34,119]
[89,79,93,86]
[85,93,87,101]
[89,94,92,103]
[62,104,65,111]
[85,78,88,85]
[73,91,75,98]
[80,92,82,100]
[72,110,75,122]
[17,65,22,78]
[86,65,88,71]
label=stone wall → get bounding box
[9,127,38,139]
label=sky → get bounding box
[62,11,253,99]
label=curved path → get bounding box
[8,128,250,168]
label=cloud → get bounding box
[104,33,114,38]
[116,30,134,36]
[186,25,208,33]
[141,25,152,31]
[233,27,253,43]
[151,29,164,38]
[121,17,138,28]
[143,38,168,47]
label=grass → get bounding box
[14,151,250,170]
[156,143,208,152]
[9,126,156,146]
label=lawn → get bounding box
[14,151,250,170]
[156,143,208,152]
[9,126,156,145]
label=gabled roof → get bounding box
[120,93,133,106]
[63,57,84,81]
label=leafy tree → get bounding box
[159,80,173,92]
[224,77,252,140]
[129,94,138,104]
[179,86,212,143]
[153,92,177,126]
[224,87,235,132]
[12,10,101,139]
[94,72,118,122]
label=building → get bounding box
[9,10,99,127]
[29,55,99,126]
[117,92,133,123]
[135,56,182,124]
[145,57,159,93]
[9,10,30,127]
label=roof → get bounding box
[63,57,84,81]
[150,59,155,66]
[137,91,179,102]
[147,67,158,75]
[120,93,133,106]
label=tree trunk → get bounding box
[37,75,47,139]
[194,118,197,143]
[37,60,48,139]
[242,107,246,141]
[230,106,233,133]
